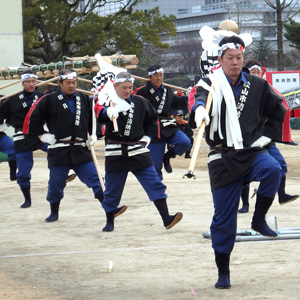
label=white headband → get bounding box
[148,68,164,76]
[114,77,135,84]
[59,72,77,80]
[218,43,244,57]
[249,65,262,72]
[21,73,38,82]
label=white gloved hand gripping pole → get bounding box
[184,85,214,179]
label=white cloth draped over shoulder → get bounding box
[197,67,244,150]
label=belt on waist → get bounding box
[210,146,235,153]
[57,140,84,144]
[107,139,141,146]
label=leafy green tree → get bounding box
[22,0,176,64]
[284,18,300,51]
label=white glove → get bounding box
[251,136,271,148]
[107,107,119,121]
[186,87,192,97]
[0,123,9,132]
[40,133,56,145]
[139,135,151,148]
[195,105,210,128]
[87,134,97,149]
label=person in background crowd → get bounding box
[173,109,194,158]
[133,65,191,179]
[237,60,299,213]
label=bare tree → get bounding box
[264,0,295,70]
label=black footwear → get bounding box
[165,212,183,229]
[113,205,128,218]
[20,187,31,208]
[66,173,76,183]
[278,175,299,205]
[154,198,183,229]
[45,201,60,222]
[163,148,176,173]
[102,211,114,232]
[8,160,17,181]
[238,184,249,213]
[214,251,231,289]
[238,205,249,213]
[279,194,299,205]
[185,153,191,159]
[251,193,277,237]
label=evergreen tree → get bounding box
[23,0,176,64]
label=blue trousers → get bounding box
[16,143,48,189]
[47,161,103,203]
[0,135,16,161]
[102,166,167,213]
[267,144,287,176]
[210,152,282,254]
[148,130,191,180]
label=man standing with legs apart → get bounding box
[23,69,125,222]
[133,66,191,180]
[0,70,47,208]
[95,72,183,232]
[190,35,286,288]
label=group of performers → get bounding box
[0,19,299,290]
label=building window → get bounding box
[178,8,188,14]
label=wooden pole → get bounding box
[183,86,213,179]
[87,133,105,191]
[36,79,93,96]
[0,79,22,90]
[0,77,60,101]
[131,75,188,92]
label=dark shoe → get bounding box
[214,251,231,289]
[279,194,299,205]
[45,201,60,222]
[251,200,277,236]
[215,274,231,289]
[238,205,249,214]
[8,160,17,181]
[154,198,182,228]
[185,153,191,159]
[251,220,277,237]
[102,211,114,232]
[20,200,31,208]
[278,175,299,205]
[20,187,31,208]
[114,205,128,218]
[165,212,183,229]
[66,173,76,183]
[251,193,277,237]
[163,148,176,173]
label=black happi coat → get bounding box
[98,95,158,172]
[190,73,287,190]
[134,82,187,141]
[23,89,94,167]
[0,91,44,153]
